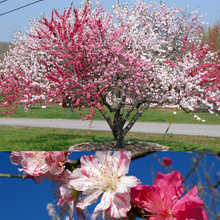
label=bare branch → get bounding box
[183,152,204,182]
[0,173,22,178]
[198,181,220,192]
[123,103,150,136]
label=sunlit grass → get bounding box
[0,125,219,151]
[0,105,220,124]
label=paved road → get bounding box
[0,118,220,137]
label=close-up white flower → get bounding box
[69,151,141,219]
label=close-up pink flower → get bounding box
[131,171,208,220]
[69,151,141,219]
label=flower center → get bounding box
[58,161,63,167]
[142,188,175,219]
[100,173,118,192]
[88,158,120,192]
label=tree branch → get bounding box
[0,173,22,178]
[123,104,135,122]
[183,152,204,182]
[198,181,220,192]
[123,103,149,136]
[97,106,113,130]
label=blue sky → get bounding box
[0,151,219,220]
[0,0,220,42]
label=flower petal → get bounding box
[76,206,86,220]
[49,165,65,175]
[10,151,24,165]
[176,207,208,220]
[68,198,74,220]
[174,186,204,211]
[58,184,72,206]
[117,176,141,193]
[45,170,71,184]
[154,171,184,199]
[28,175,44,184]
[80,154,100,171]
[112,151,131,176]
[131,185,162,213]
[76,188,102,210]
[94,190,112,213]
[22,158,49,176]
[69,168,96,191]
[60,201,70,220]
[105,192,131,218]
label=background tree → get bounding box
[0,42,11,61]
[202,20,220,59]
[0,0,219,148]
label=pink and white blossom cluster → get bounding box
[10,151,69,184]
[10,151,208,220]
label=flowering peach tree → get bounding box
[0,0,219,147]
[7,151,212,220]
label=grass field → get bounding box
[1,105,220,124]
[1,105,219,151]
[0,125,219,151]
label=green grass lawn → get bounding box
[1,105,219,151]
[0,126,219,151]
[1,105,220,124]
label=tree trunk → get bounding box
[113,133,125,148]
[98,100,150,149]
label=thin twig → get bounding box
[198,181,220,192]
[0,173,22,178]
[183,152,204,182]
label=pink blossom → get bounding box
[56,171,85,220]
[44,151,67,175]
[162,157,172,166]
[58,185,85,220]
[10,151,83,220]
[44,169,85,220]
[22,151,67,176]
[69,151,141,219]
[10,151,69,183]
[10,151,44,184]
[131,171,208,220]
